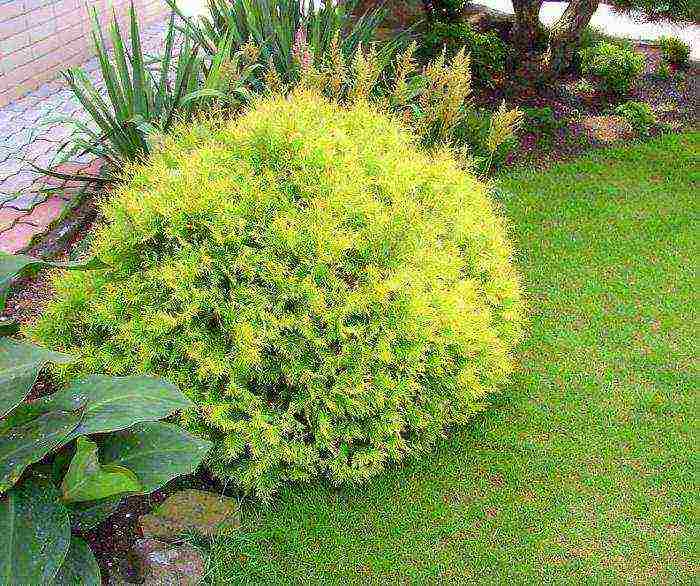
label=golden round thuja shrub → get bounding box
[30,90,525,498]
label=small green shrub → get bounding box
[521,106,564,149]
[580,42,645,95]
[573,78,596,95]
[659,36,691,67]
[31,91,525,498]
[419,22,508,87]
[579,26,632,53]
[655,61,673,79]
[449,105,520,173]
[614,100,658,135]
[523,107,560,135]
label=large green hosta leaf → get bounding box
[61,437,141,503]
[0,410,83,493]
[39,376,194,439]
[100,422,212,493]
[0,338,74,418]
[50,536,101,586]
[0,478,71,584]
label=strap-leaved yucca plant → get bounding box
[42,3,256,183]
[168,0,402,87]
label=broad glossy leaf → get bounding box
[0,338,74,418]
[68,496,123,532]
[0,478,71,584]
[61,437,141,503]
[41,375,194,439]
[0,251,105,313]
[0,410,83,493]
[50,536,101,586]
[101,421,212,493]
[0,397,61,432]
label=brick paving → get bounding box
[0,18,170,254]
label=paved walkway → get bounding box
[0,18,170,254]
[475,1,700,59]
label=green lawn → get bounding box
[197,134,699,584]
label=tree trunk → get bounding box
[511,0,544,52]
[546,0,600,74]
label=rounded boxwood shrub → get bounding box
[580,42,645,96]
[613,100,658,135]
[659,36,690,68]
[30,91,525,497]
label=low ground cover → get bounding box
[190,133,698,584]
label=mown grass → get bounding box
[194,133,699,584]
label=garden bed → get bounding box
[1,2,698,583]
[503,43,699,167]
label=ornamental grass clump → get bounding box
[30,91,525,498]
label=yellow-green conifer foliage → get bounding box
[31,91,525,497]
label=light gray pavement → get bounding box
[0,17,170,254]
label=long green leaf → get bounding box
[37,375,193,439]
[0,409,83,493]
[91,8,127,122]
[64,70,137,159]
[155,12,177,113]
[129,3,149,120]
[0,338,74,418]
[104,7,133,118]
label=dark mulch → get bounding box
[4,192,100,328]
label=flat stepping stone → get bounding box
[582,115,635,144]
[139,489,240,541]
[132,538,206,586]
